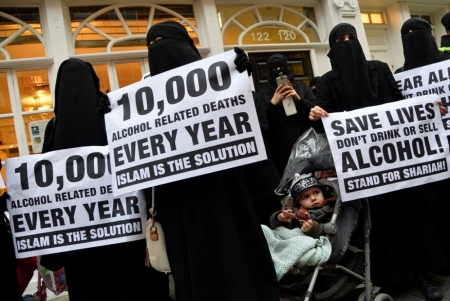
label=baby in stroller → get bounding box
[270,176,337,239]
[267,128,393,301]
[261,175,333,282]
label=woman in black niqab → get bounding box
[327,24,378,110]
[41,58,169,301]
[265,54,294,95]
[399,17,450,292]
[311,23,447,298]
[255,53,315,177]
[51,58,106,150]
[399,17,450,72]
[147,21,201,76]
[146,21,279,301]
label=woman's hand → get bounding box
[271,83,300,105]
[98,92,111,114]
[301,219,314,233]
[438,101,448,116]
[309,106,328,121]
[277,209,295,223]
[234,47,253,76]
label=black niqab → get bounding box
[266,54,294,94]
[401,18,442,71]
[327,23,377,110]
[52,58,106,150]
[144,22,280,301]
[442,12,450,31]
[147,21,201,76]
[441,35,450,48]
[41,58,170,301]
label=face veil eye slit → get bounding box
[149,37,163,45]
[335,34,357,43]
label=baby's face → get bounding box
[298,186,325,209]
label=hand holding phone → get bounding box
[296,207,310,225]
[276,72,297,116]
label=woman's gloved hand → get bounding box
[98,90,111,114]
[234,47,253,76]
[1,192,10,213]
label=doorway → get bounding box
[248,51,315,92]
[365,28,396,71]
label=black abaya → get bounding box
[1,204,22,301]
[398,18,450,277]
[242,92,281,226]
[147,21,279,301]
[315,23,447,288]
[255,54,315,177]
[41,58,169,301]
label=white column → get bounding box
[42,0,72,95]
[320,0,370,59]
[385,2,410,70]
[194,0,224,56]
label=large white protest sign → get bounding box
[322,95,450,202]
[105,50,266,196]
[394,60,450,134]
[6,146,146,258]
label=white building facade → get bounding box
[0,0,448,179]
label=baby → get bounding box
[270,176,337,238]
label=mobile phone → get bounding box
[276,72,297,116]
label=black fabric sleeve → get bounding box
[379,61,403,101]
[303,220,324,239]
[310,76,333,133]
[269,207,300,230]
[294,83,315,120]
[298,83,316,109]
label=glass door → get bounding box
[0,68,55,181]
[111,59,148,90]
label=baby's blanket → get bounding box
[261,225,332,281]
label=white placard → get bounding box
[322,95,450,202]
[6,145,146,258]
[105,50,266,196]
[394,60,450,135]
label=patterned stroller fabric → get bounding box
[262,225,332,280]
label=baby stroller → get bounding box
[275,128,393,301]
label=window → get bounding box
[411,14,432,25]
[361,12,385,25]
[0,7,46,60]
[70,5,199,54]
[218,4,322,46]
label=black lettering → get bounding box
[83,203,96,221]
[123,142,136,163]
[187,68,207,97]
[150,134,165,155]
[98,200,111,219]
[137,138,150,159]
[125,196,140,214]
[111,198,125,217]
[218,116,236,138]
[342,151,358,172]
[166,76,185,104]
[202,120,217,142]
[163,130,178,151]
[331,120,345,136]
[425,102,436,119]
[50,209,65,227]
[233,112,251,134]
[185,124,200,145]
